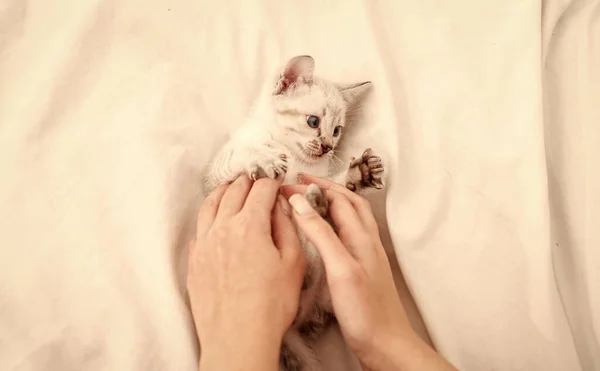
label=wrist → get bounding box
[361,329,457,371]
[357,328,423,371]
[198,317,283,371]
[199,334,281,371]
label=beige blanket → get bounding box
[1,0,598,370]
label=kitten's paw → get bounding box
[245,145,289,180]
[346,148,384,192]
[304,184,328,217]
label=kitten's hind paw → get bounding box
[304,184,328,218]
[346,148,384,192]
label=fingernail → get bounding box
[278,194,292,217]
[288,194,315,216]
[296,173,305,184]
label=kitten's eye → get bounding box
[306,115,320,129]
[333,126,342,137]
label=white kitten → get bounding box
[203,55,385,371]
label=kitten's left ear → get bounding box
[273,55,315,95]
[338,81,372,106]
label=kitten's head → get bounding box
[271,55,371,163]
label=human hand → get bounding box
[282,174,457,371]
[188,176,305,371]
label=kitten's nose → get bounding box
[321,144,332,153]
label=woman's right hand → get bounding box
[281,173,457,371]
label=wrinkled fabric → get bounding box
[0,0,597,370]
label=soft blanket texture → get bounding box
[0,1,598,370]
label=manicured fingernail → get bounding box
[288,194,315,216]
[278,194,292,217]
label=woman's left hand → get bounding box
[187,175,305,370]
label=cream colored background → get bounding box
[0,1,598,370]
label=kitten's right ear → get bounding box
[338,81,372,106]
[273,55,315,95]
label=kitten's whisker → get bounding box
[330,153,345,166]
[331,149,352,160]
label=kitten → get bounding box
[203,55,385,371]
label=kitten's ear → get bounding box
[273,55,315,95]
[338,81,372,106]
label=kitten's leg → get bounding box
[320,148,385,311]
[294,184,330,323]
[303,183,329,217]
[281,330,320,371]
[279,184,332,371]
[203,144,240,194]
[280,310,335,371]
[203,141,289,194]
[332,148,385,194]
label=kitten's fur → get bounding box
[203,55,385,371]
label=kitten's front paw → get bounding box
[245,144,289,180]
[346,148,384,192]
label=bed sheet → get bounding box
[0,0,598,370]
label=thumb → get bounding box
[187,239,196,261]
[288,194,356,278]
[273,195,305,279]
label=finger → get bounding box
[196,184,229,237]
[324,189,373,260]
[288,194,357,278]
[216,175,254,219]
[282,184,371,257]
[242,177,284,221]
[186,240,197,282]
[298,173,379,233]
[272,195,305,281]
[188,239,196,260]
[271,195,295,250]
[297,172,351,195]
[279,184,309,199]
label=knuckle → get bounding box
[308,217,332,235]
[356,232,372,247]
[210,225,229,242]
[358,197,372,211]
[254,177,274,188]
[338,228,352,242]
[332,262,364,285]
[234,174,252,188]
[236,214,254,229]
[366,220,380,235]
[237,214,266,235]
[242,206,270,222]
[202,194,219,210]
[340,229,370,247]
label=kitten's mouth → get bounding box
[302,149,326,160]
[297,143,326,161]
